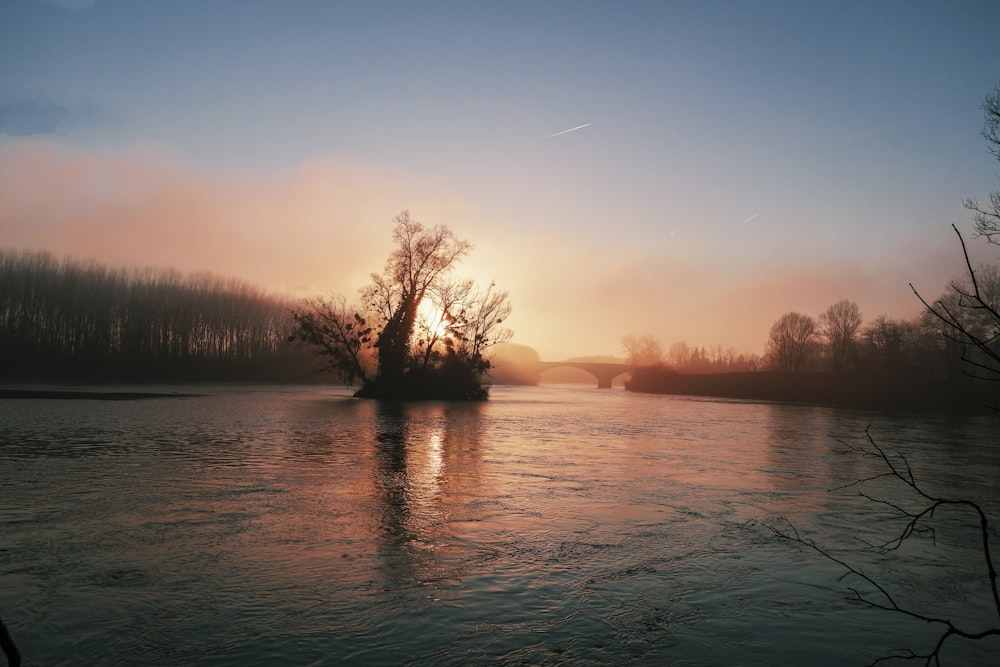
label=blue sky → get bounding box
[2,0,999,358]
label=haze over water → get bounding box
[1,385,997,665]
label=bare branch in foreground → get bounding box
[763,428,1000,665]
[911,225,1000,392]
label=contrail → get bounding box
[546,122,592,138]
[742,211,763,223]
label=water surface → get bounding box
[1,384,998,665]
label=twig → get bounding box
[763,428,1000,664]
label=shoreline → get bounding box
[0,388,204,400]
[624,368,994,414]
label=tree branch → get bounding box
[763,427,1000,664]
[911,225,1000,391]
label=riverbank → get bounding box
[0,388,204,400]
[624,367,994,412]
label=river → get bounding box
[1,384,998,666]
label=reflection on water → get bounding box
[372,402,485,591]
[0,385,997,666]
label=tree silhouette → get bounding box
[621,334,663,366]
[911,225,1000,392]
[819,299,863,373]
[289,295,374,385]
[365,211,472,383]
[0,250,307,382]
[766,311,818,372]
[940,78,1000,387]
[965,82,1000,244]
[291,211,512,400]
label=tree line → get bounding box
[764,276,996,381]
[765,83,1000,387]
[620,334,762,373]
[619,268,995,408]
[0,250,317,382]
[623,278,995,383]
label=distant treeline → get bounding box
[624,290,1000,410]
[0,250,321,382]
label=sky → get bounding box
[2,0,999,360]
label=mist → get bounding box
[0,137,972,361]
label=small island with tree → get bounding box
[290,211,512,400]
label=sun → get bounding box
[418,300,449,340]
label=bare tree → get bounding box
[862,315,916,374]
[668,341,691,367]
[461,280,513,361]
[290,295,373,385]
[415,278,513,370]
[292,211,511,399]
[0,249,303,381]
[365,211,472,381]
[965,82,1000,244]
[911,225,1000,387]
[766,312,819,372]
[621,334,664,366]
[819,299,863,373]
[413,278,467,368]
[913,82,1000,391]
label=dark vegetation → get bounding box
[290,211,512,400]
[621,335,764,373]
[0,250,319,383]
[0,212,512,398]
[0,389,201,400]
[625,367,984,411]
[624,282,997,411]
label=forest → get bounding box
[0,250,319,383]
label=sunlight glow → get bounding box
[418,300,449,341]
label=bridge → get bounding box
[534,361,636,389]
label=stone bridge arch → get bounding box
[534,361,635,389]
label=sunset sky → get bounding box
[2,0,999,360]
